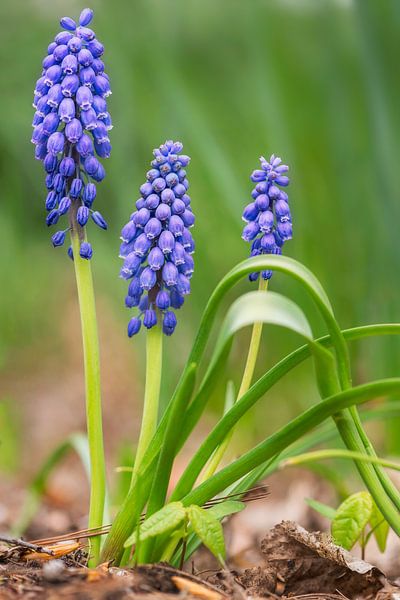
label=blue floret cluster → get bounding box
[241,154,292,281]
[31,8,111,259]
[120,141,195,337]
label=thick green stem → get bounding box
[71,230,106,565]
[132,322,163,476]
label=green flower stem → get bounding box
[132,321,163,477]
[281,449,400,471]
[180,379,400,535]
[70,229,106,565]
[203,278,268,480]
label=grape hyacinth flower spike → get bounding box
[120,140,194,337]
[242,154,291,281]
[31,7,112,259]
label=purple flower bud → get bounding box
[128,317,141,337]
[42,54,56,69]
[152,177,166,193]
[172,199,185,215]
[181,253,194,276]
[92,162,106,182]
[79,8,94,27]
[128,277,141,297]
[275,199,291,222]
[126,294,140,308]
[46,209,59,226]
[155,203,171,221]
[70,177,83,198]
[51,230,66,246]
[61,54,78,75]
[76,133,94,157]
[80,66,96,87]
[163,311,177,335]
[140,182,153,198]
[68,245,74,260]
[41,112,60,136]
[162,262,178,286]
[255,194,269,211]
[91,211,108,230]
[159,230,175,254]
[53,44,69,62]
[68,35,82,53]
[121,221,137,243]
[53,173,65,194]
[92,95,107,118]
[92,121,108,143]
[144,217,162,240]
[76,85,93,110]
[44,152,58,173]
[136,198,146,210]
[93,75,111,97]
[177,274,191,296]
[134,233,152,257]
[148,246,164,270]
[44,65,62,86]
[35,142,47,160]
[169,215,184,238]
[58,97,75,123]
[59,156,75,177]
[61,74,79,97]
[65,118,83,143]
[166,172,179,188]
[77,206,90,226]
[78,48,94,67]
[48,42,57,54]
[181,210,195,228]
[134,207,151,227]
[156,290,170,310]
[144,193,160,210]
[47,131,65,155]
[181,228,195,252]
[260,233,276,252]
[259,210,274,233]
[92,58,105,74]
[242,221,260,242]
[77,26,95,41]
[171,241,185,265]
[84,155,100,176]
[143,309,157,329]
[121,253,141,278]
[268,185,280,200]
[58,196,71,214]
[88,39,104,58]
[55,31,74,45]
[36,95,52,116]
[80,107,97,130]
[170,289,184,309]
[35,76,49,96]
[45,191,58,210]
[80,241,93,259]
[31,124,48,145]
[277,221,292,241]
[83,182,97,206]
[140,267,157,291]
[173,183,186,198]
[60,16,77,31]
[146,168,160,182]
[161,188,175,204]
[47,84,63,107]
[275,175,289,186]
[250,169,266,183]
[249,272,259,282]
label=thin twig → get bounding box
[0,535,54,556]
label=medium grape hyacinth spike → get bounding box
[31,8,112,259]
[242,154,292,281]
[120,141,194,337]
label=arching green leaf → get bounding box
[124,502,186,547]
[187,504,226,561]
[331,492,373,550]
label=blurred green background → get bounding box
[1,0,400,480]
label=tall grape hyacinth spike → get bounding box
[31,8,112,259]
[242,154,291,280]
[120,140,194,337]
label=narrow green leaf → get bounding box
[124,502,186,547]
[369,499,389,553]
[187,505,226,561]
[331,492,373,550]
[305,497,336,520]
[206,500,245,521]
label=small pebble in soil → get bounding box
[42,559,66,582]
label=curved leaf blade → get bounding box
[124,502,186,547]
[331,492,373,550]
[187,505,226,561]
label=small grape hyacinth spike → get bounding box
[241,154,291,281]
[120,140,194,337]
[31,8,112,258]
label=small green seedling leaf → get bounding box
[124,502,186,547]
[207,500,245,521]
[187,505,226,562]
[369,499,389,553]
[305,497,336,520]
[331,491,373,550]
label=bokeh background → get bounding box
[1,0,400,512]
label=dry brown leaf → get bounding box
[172,575,225,599]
